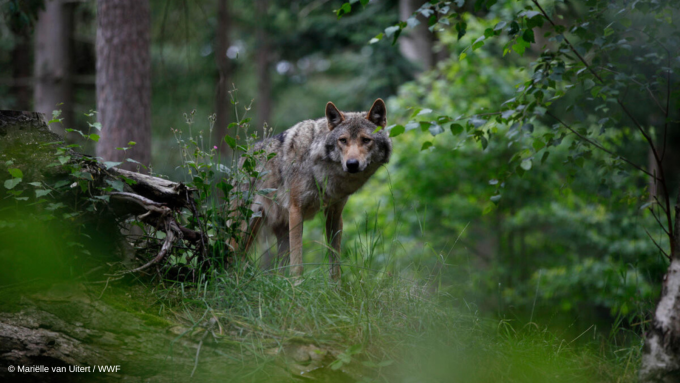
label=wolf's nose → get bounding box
[346,159,360,173]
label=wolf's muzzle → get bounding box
[346,159,360,173]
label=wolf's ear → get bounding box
[325,102,345,130]
[367,98,387,127]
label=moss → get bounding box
[99,286,175,329]
[0,113,67,184]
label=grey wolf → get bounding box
[231,99,392,279]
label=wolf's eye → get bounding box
[339,138,347,144]
[362,138,372,144]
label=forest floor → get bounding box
[0,266,640,382]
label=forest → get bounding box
[1,0,679,382]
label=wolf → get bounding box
[231,99,392,280]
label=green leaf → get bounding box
[35,189,51,198]
[494,21,507,31]
[490,194,502,204]
[480,136,488,150]
[428,124,444,136]
[450,124,464,135]
[103,161,122,170]
[224,135,237,149]
[416,108,433,116]
[54,180,70,188]
[541,151,550,164]
[521,159,532,170]
[419,121,432,132]
[532,139,545,151]
[472,36,485,51]
[8,168,23,179]
[455,21,467,40]
[389,125,405,137]
[4,178,22,189]
[522,29,535,43]
[106,179,125,192]
[336,2,351,18]
[126,158,147,169]
[384,25,400,37]
[421,141,433,150]
[88,121,102,131]
[369,33,383,44]
[58,155,71,165]
[89,134,100,142]
[127,141,137,146]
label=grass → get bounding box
[136,253,640,382]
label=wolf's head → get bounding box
[324,99,392,174]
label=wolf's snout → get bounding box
[346,159,360,173]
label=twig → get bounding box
[546,112,656,179]
[645,228,671,260]
[596,67,666,115]
[649,207,671,236]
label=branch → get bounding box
[115,221,179,275]
[546,112,657,179]
[533,0,674,255]
[649,207,671,236]
[645,228,671,260]
[596,67,666,115]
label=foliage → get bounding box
[335,0,677,336]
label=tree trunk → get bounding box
[214,0,233,159]
[34,0,74,136]
[10,29,32,111]
[640,192,680,382]
[96,0,151,171]
[255,0,272,136]
[398,0,435,72]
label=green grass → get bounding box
[143,259,640,382]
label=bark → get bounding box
[96,0,152,171]
[399,0,435,72]
[10,29,32,111]
[255,0,272,136]
[214,0,233,159]
[34,0,74,136]
[640,191,680,382]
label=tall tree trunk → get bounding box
[255,0,272,136]
[398,0,435,72]
[640,189,680,382]
[214,0,233,159]
[34,0,74,136]
[96,0,151,171]
[11,29,32,111]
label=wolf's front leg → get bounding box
[325,199,347,281]
[289,203,304,276]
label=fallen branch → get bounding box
[0,110,214,277]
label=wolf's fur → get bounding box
[232,99,392,279]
